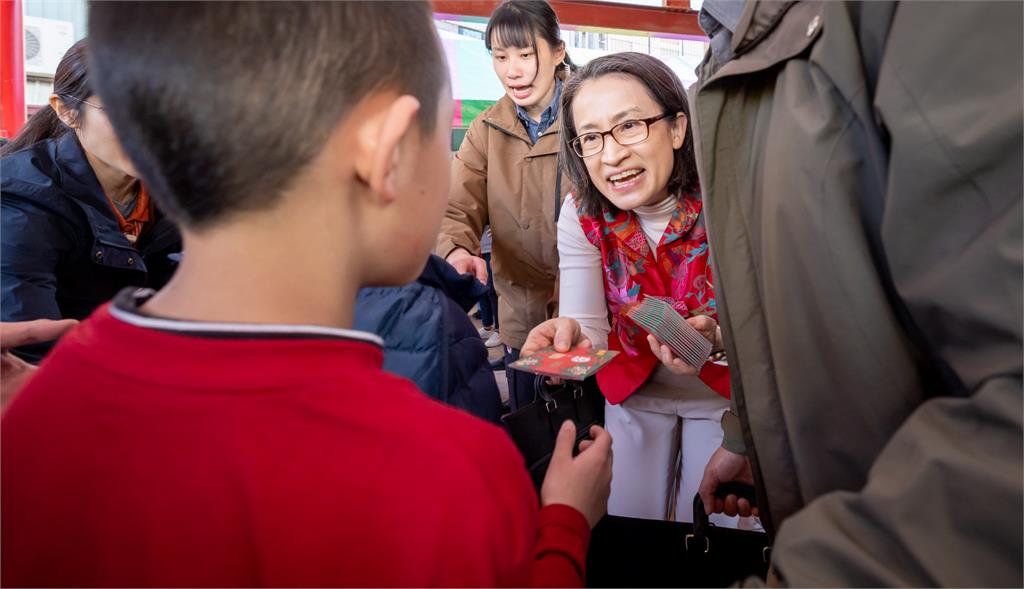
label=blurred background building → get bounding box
[1,0,708,148]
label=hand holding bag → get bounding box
[501,375,605,492]
[587,484,771,587]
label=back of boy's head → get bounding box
[88,1,447,229]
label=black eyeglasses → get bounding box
[570,113,672,158]
[59,94,104,110]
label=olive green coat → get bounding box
[692,1,1022,585]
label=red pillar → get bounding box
[1,0,25,139]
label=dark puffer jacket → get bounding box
[1,133,181,361]
[354,255,502,423]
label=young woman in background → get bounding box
[1,39,180,361]
[437,0,573,410]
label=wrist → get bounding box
[445,247,470,261]
[539,502,593,530]
[720,410,747,455]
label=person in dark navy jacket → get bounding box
[354,254,503,423]
[1,39,180,361]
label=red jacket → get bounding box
[2,292,589,587]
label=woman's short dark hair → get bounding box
[559,52,699,217]
[88,1,448,229]
[1,38,89,157]
[485,0,575,83]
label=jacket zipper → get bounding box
[734,369,777,540]
[482,119,532,146]
[694,80,778,540]
[136,219,181,256]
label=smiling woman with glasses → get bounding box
[522,52,757,533]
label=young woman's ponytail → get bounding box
[1,106,67,156]
[562,52,578,75]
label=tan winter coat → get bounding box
[437,94,569,349]
[692,1,1022,585]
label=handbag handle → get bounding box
[687,483,760,555]
[532,375,559,413]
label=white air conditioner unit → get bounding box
[24,16,75,77]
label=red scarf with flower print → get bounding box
[575,191,730,404]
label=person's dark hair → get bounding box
[1,38,90,157]
[560,52,699,217]
[485,0,575,85]
[87,1,447,228]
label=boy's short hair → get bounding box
[88,1,447,228]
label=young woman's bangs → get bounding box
[488,14,537,51]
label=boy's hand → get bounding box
[445,248,488,284]
[1,319,78,408]
[521,317,591,356]
[645,315,722,375]
[541,421,613,528]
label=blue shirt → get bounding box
[515,78,562,144]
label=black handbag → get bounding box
[587,484,771,587]
[501,375,605,492]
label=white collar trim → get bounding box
[108,293,384,347]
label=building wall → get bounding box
[24,0,87,38]
[24,0,87,108]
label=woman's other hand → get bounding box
[646,315,720,375]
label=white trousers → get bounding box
[605,391,757,529]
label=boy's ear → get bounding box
[352,95,422,204]
[671,112,687,150]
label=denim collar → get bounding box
[515,77,563,143]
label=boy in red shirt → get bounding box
[1,2,612,587]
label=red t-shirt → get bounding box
[1,292,589,587]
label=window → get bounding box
[457,25,484,40]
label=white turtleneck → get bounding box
[557,194,677,349]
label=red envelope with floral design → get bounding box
[509,346,620,380]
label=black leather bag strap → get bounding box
[532,374,557,409]
[557,153,565,224]
[689,483,767,560]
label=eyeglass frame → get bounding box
[58,94,104,110]
[569,112,673,158]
